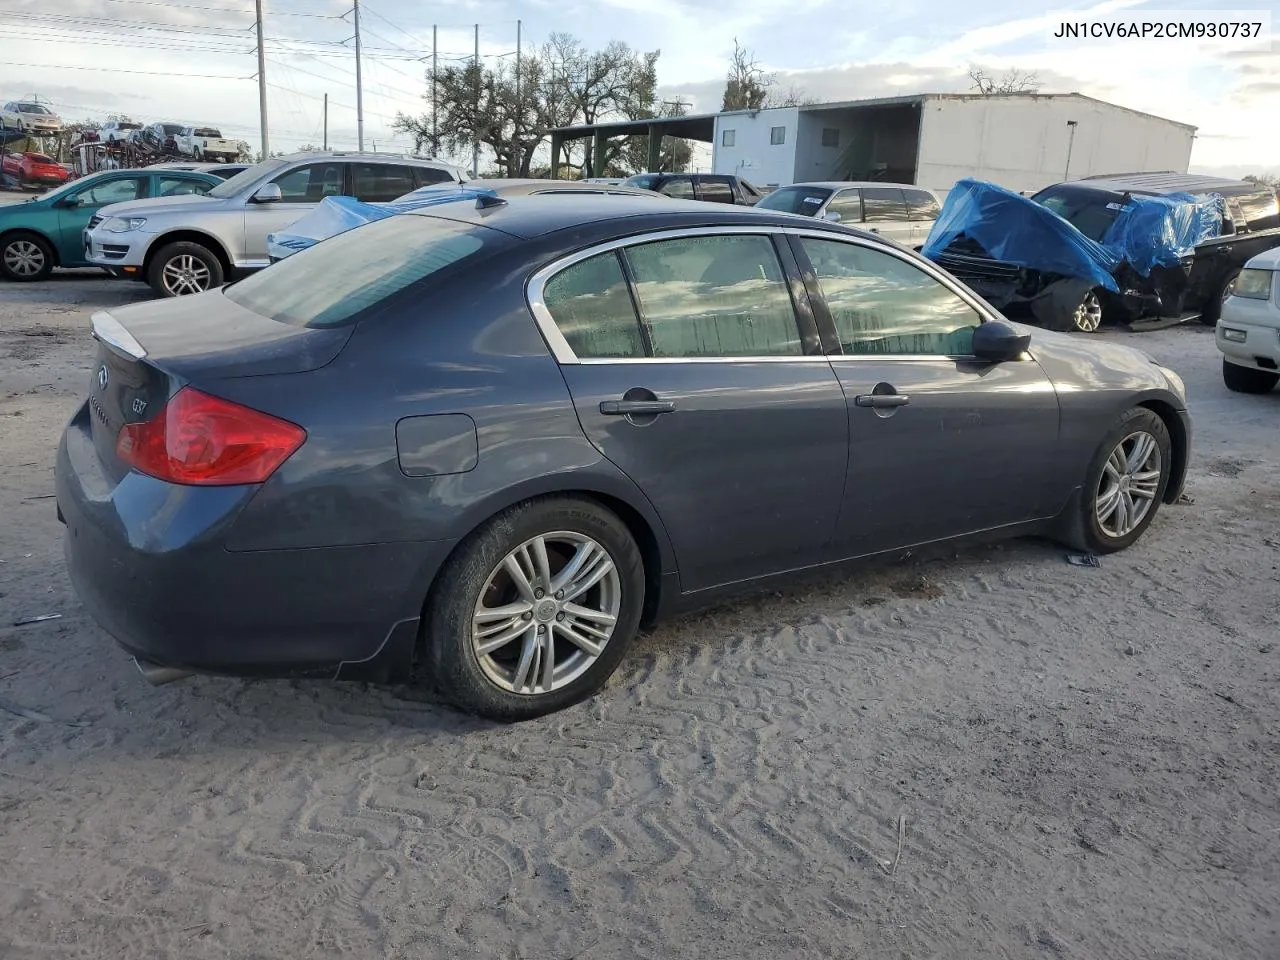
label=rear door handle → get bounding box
[854,394,910,408]
[599,399,676,416]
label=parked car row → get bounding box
[99,120,242,161]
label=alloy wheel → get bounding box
[3,240,45,278]
[471,531,621,696]
[161,254,212,296]
[1221,275,1238,303]
[1095,430,1162,538]
[1072,291,1103,333]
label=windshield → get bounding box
[224,214,505,328]
[16,103,50,114]
[207,158,284,198]
[161,124,184,135]
[755,185,833,215]
[1031,186,1127,242]
[622,174,659,190]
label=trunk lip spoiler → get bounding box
[91,310,146,360]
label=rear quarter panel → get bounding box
[212,244,679,582]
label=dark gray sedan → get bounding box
[56,196,1191,720]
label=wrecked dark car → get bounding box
[923,173,1280,332]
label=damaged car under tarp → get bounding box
[921,176,1258,332]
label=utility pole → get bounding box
[254,0,269,158]
[353,0,365,152]
[431,25,438,158]
[514,19,521,178]
[472,23,480,176]
[323,93,328,150]
[1064,120,1078,179]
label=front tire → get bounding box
[425,497,645,721]
[0,231,54,281]
[1060,407,1172,554]
[147,241,223,297]
[1222,358,1278,394]
[1200,268,1240,326]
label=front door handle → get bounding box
[854,394,910,408]
[599,399,676,416]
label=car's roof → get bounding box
[1063,172,1267,198]
[410,178,660,199]
[406,193,867,240]
[780,181,934,192]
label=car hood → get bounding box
[94,193,226,219]
[1245,247,1280,271]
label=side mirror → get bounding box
[822,210,842,223]
[252,183,283,204]
[972,320,1031,362]
[57,195,81,209]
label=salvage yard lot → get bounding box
[1,276,1277,959]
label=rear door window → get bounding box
[270,162,345,202]
[224,215,504,328]
[352,163,418,202]
[658,177,695,199]
[696,179,734,204]
[157,176,213,197]
[860,188,909,222]
[905,189,941,220]
[541,253,647,359]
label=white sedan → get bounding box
[1217,247,1280,394]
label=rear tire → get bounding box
[424,497,645,721]
[1200,268,1240,326]
[1222,358,1278,394]
[147,241,223,297]
[1058,407,1172,554]
[0,231,54,281]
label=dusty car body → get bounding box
[925,174,1280,332]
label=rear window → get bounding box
[755,185,833,215]
[224,214,501,328]
[622,174,659,190]
[194,128,222,138]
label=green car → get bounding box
[0,167,221,282]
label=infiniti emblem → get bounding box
[97,365,109,390]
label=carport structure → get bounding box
[548,113,716,179]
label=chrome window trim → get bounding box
[525,223,1007,366]
[526,225,818,365]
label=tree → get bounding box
[1243,173,1279,190]
[614,99,693,175]
[967,66,1041,95]
[722,39,773,111]
[394,33,662,179]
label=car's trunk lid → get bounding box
[87,294,351,482]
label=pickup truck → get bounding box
[175,127,240,162]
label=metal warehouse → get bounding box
[713,93,1195,195]
[551,92,1196,197]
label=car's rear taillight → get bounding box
[116,386,305,485]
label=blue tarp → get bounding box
[922,178,1226,292]
[1102,191,1225,275]
[922,179,1122,292]
[266,187,498,260]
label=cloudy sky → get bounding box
[2,0,1276,178]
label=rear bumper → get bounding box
[56,405,454,683]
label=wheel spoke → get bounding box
[553,621,603,658]
[530,535,553,594]
[503,553,536,602]
[563,553,615,603]
[538,628,555,691]
[474,600,534,624]
[1096,486,1120,522]
[1128,434,1154,471]
[475,618,533,657]
[1115,491,1130,534]
[510,628,539,691]
[561,602,616,627]
[550,542,598,594]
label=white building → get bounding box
[712,93,1196,196]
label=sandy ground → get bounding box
[1,274,1278,960]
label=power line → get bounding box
[97,0,340,17]
[0,61,248,79]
